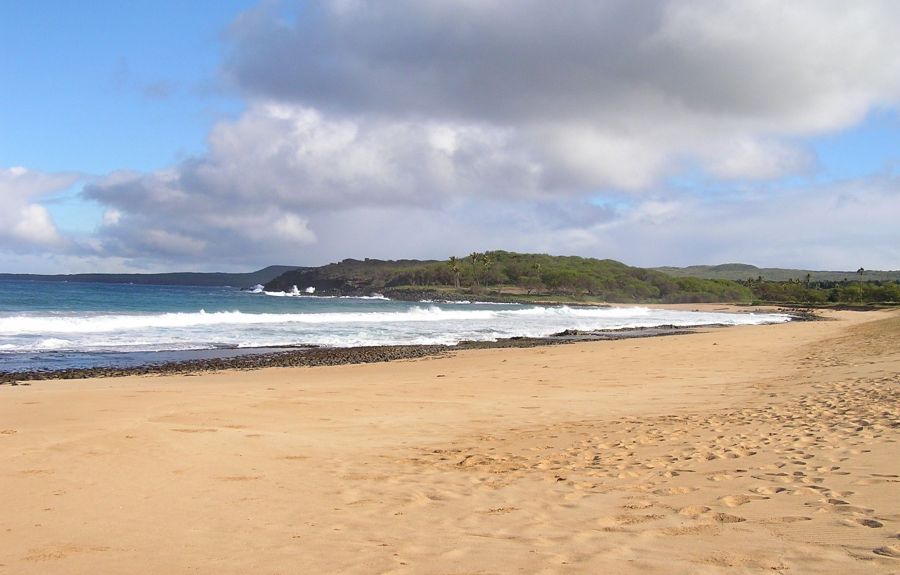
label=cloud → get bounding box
[81,102,551,265]
[539,176,900,270]
[12,1,900,272]
[701,137,814,181]
[83,165,319,265]
[225,0,900,183]
[197,103,547,207]
[243,175,900,271]
[0,167,78,252]
[229,1,900,125]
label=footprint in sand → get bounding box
[719,494,767,507]
[614,513,665,525]
[218,475,263,482]
[23,544,110,562]
[842,517,883,528]
[19,469,53,476]
[662,524,720,536]
[707,473,735,482]
[854,478,896,486]
[653,486,697,496]
[831,504,876,515]
[825,490,854,498]
[760,516,812,524]
[751,486,787,495]
[483,507,519,515]
[678,505,711,518]
[873,544,900,559]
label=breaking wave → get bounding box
[0,304,790,354]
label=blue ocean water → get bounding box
[0,280,791,372]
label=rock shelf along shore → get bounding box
[1,324,706,385]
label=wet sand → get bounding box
[0,309,897,573]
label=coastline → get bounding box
[0,303,804,385]
[0,326,700,384]
[1,308,897,573]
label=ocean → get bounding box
[0,280,791,372]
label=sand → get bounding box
[1,309,898,574]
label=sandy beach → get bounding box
[1,309,898,574]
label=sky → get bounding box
[2,1,899,273]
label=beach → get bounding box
[1,309,897,574]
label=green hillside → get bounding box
[265,251,753,303]
[655,264,900,282]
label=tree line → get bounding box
[742,276,900,304]
[264,251,899,304]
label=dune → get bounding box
[0,309,897,574]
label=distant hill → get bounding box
[265,251,753,303]
[0,265,304,289]
[654,264,900,282]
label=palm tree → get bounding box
[447,256,461,289]
[480,253,494,286]
[469,252,481,286]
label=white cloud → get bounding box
[225,177,897,271]
[545,178,900,270]
[0,167,78,251]
[6,2,900,272]
[225,0,900,184]
[102,209,122,226]
[12,204,61,245]
[268,213,317,244]
[702,138,814,180]
[80,102,551,266]
[140,229,208,257]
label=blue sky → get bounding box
[810,109,900,181]
[1,1,899,272]
[1,1,251,241]
[1,1,250,173]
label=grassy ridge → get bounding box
[655,263,900,282]
[265,251,753,303]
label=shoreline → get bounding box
[0,324,711,384]
[1,308,896,573]
[0,303,808,384]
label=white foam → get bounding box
[341,293,390,300]
[35,337,73,350]
[0,304,792,355]
[439,300,524,305]
[0,306,789,336]
[262,291,390,300]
